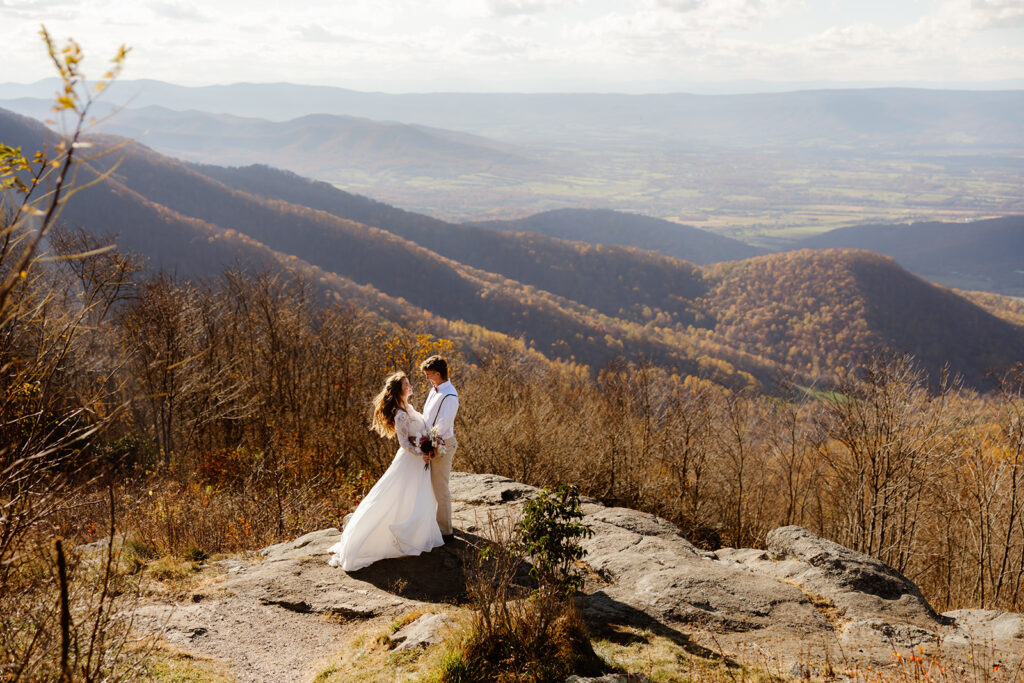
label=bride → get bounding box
[327,371,444,571]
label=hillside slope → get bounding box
[473,208,764,264]
[190,164,712,327]
[704,249,1024,385]
[1,108,771,384]
[795,216,1024,295]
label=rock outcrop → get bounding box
[765,525,939,623]
[389,612,455,652]
[134,472,1024,681]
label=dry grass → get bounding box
[436,600,603,682]
[138,641,235,683]
[312,611,465,683]
[590,624,794,683]
[838,642,1024,683]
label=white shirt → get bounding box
[421,380,459,441]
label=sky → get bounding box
[1,0,1023,92]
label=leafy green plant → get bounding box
[516,484,593,599]
[435,492,602,682]
[182,545,209,563]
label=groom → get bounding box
[420,355,459,543]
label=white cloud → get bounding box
[563,0,806,63]
[150,1,206,22]
[971,0,1024,28]
[0,0,78,21]
[457,28,534,56]
[652,0,804,29]
[0,0,1020,91]
[487,0,557,16]
[804,23,902,53]
[656,0,706,12]
[293,24,365,44]
[1,0,77,7]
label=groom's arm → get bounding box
[434,395,459,437]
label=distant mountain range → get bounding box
[3,105,1022,390]
[0,99,539,180]
[472,207,1024,297]
[4,82,1022,227]
[2,81,1021,149]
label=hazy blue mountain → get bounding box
[2,80,1021,148]
[96,107,534,176]
[473,208,764,265]
[5,84,1021,226]
[795,216,1024,295]
[0,99,537,180]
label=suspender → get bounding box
[431,394,451,428]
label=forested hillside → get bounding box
[3,106,1021,390]
[474,208,764,264]
[796,216,1024,295]
[703,249,1024,383]
[193,164,712,327]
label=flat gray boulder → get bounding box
[764,526,939,625]
[449,471,538,505]
[945,609,1024,646]
[580,512,830,637]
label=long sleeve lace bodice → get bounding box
[395,408,426,455]
[327,406,443,570]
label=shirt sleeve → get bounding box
[395,410,422,454]
[432,394,459,436]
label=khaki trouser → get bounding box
[431,436,456,535]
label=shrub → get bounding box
[437,491,603,682]
[516,484,593,599]
[182,545,209,563]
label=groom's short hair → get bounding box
[420,355,448,381]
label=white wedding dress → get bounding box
[326,407,443,571]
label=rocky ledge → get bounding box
[136,473,1024,681]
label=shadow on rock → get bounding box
[348,530,535,604]
[583,591,740,668]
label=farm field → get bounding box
[325,142,1024,241]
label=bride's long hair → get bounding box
[370,371,407,438]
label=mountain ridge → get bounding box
[3,105,1021,390]
[473,208,765,265]
[795,216,1024,295]
[3,81,1021,147]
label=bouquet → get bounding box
[410,426,446,470]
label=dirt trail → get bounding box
[133,525,470,682]
[136,597,354,682]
